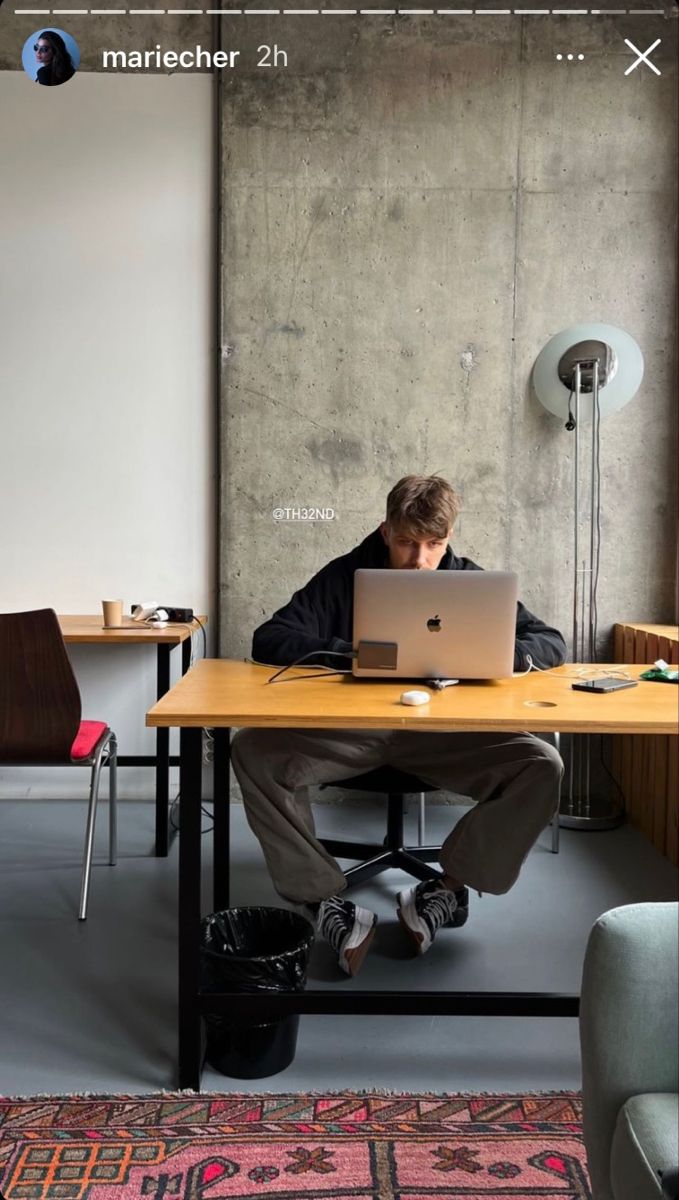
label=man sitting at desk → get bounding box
[231,475,566,976]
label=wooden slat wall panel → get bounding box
[646,631,660,663]
[621,734,634,829]
[640,736,655,842]
[658,635,679,666]
[667,739,679,866]
[652,736,669,854]
[612,622,679,866]
[630,627,647,830]
[611,626,624,785]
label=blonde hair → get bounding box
[385,475,461,538]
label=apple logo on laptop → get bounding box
[427,614,442,633]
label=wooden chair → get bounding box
[0,608,117,919]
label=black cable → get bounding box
[598,734,626,804]
[169,794,181,832]
[170,791,214,834]
[565,386,576,431]
[271,668,354,682]
[267,649,355,684]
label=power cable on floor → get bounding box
[169,792,214,834]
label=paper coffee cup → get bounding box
[102,599,123,627]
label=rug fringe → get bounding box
[1,1087,582,1102]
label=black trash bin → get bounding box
[200,906,315,1079]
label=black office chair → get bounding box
[318,748,561,888]
[318,767,443,887]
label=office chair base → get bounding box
[558,792,624,831]
[320,838,443,888]
[319,785,446,887]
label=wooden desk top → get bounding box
[146,659,678,735]
[59,615,206,645]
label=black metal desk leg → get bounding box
[155,645,171,856]
[213,729,231,912]
[182,637,191,675]
[178,726,204,1090]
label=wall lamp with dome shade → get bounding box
[532,323,644,829]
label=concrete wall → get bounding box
[0,72,214,798]
[0,3,676,787]
[219,10,678,660]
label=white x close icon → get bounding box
[624,38,662,76]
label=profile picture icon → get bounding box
[22,29,80,86]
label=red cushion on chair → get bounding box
[71,720,108,760]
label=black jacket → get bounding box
[37,63,75,85]
[252,528,567,672]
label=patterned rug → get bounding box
[0,1092,590,1200]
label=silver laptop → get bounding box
[352,569,518,680]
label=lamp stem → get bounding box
[561,356,622,830]
[568,367,581,813]
[572,364,581,664]
[589,359,599,662]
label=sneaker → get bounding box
[310,895,377,976]
[397,878,469,955]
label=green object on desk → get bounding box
[639,668,679,684]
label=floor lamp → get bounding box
[532,323,644,828]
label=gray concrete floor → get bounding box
[0,792,676,1096]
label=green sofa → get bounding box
[580,902,679,1200]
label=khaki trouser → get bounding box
[230,728,564,903]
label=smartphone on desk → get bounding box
[571,678,638,694]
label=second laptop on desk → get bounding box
[352,568,518,680]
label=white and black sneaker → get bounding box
[308,895,377,976]
[397,878,469,955]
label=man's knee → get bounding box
[231,728,324,797]
[231,727,285,773]
[526,737,564,819]
[529,736,564,779]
